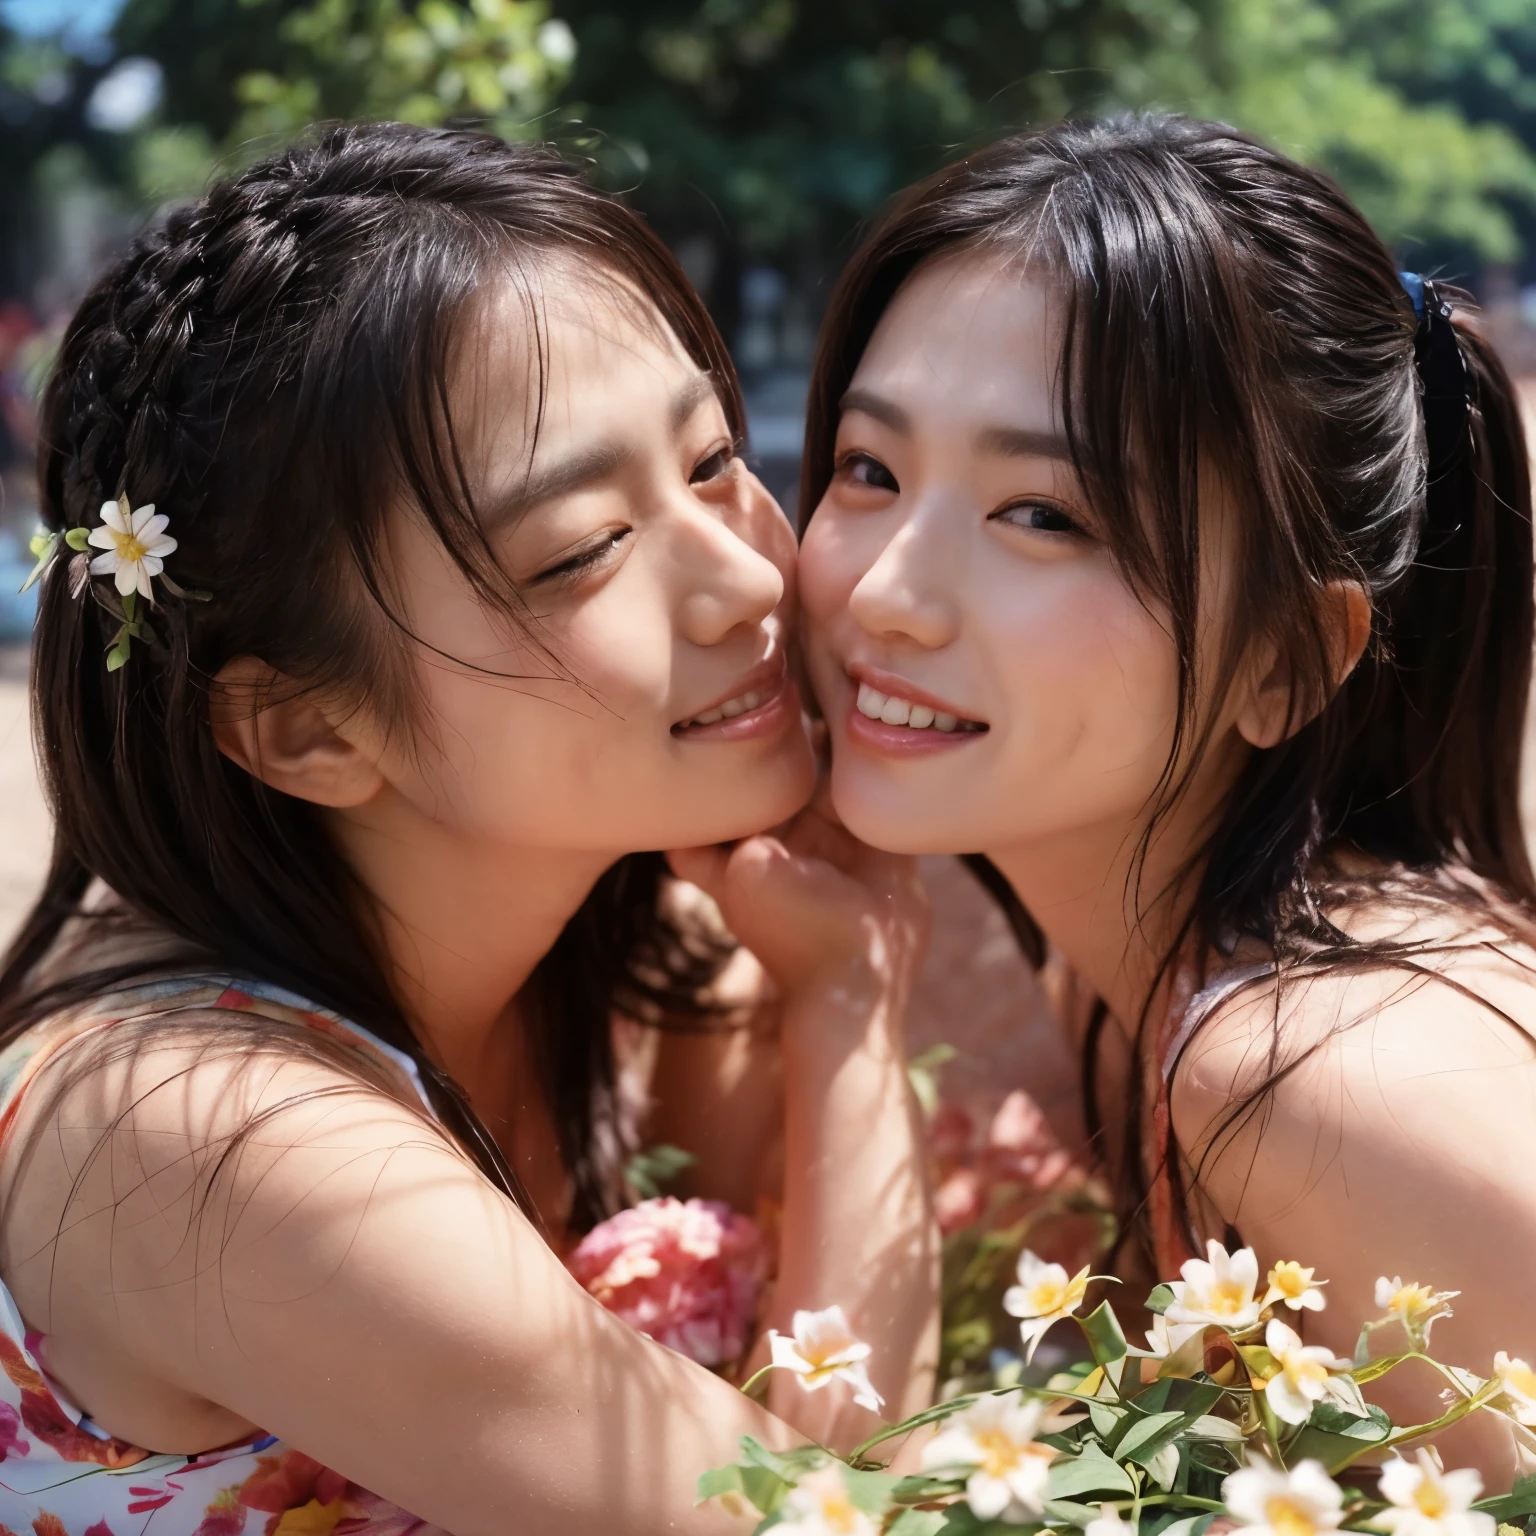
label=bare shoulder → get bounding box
[0,1007,475,1448]
[1171,929,1536,1164]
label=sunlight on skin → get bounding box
[0,262,938,1533]
[799,247,1536,1484]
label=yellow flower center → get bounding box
[1284,1355,1328,1391]
[1270,1262,1312,1300]
[1504,1361,1536,1399]
[972,1430,1050,1482]
[1388,1285,1435,1320]
[1029,1281,1067,1314]
[1264,1496,1319,1536]
[1413,1481,1449,1519]
[1206,1278,1249,1317]
[111,529,148,564]
[974,1428,1026,1480]
[816,1492,864,1534]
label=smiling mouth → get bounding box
[676,685,771,731]
[854,681,987,734]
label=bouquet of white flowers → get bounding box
[701,1243,1536,1536]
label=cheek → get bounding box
[798,510,866,628]
[989,566,1180,801]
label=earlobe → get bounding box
[210,656,385,809]
[1234,581,1372,750]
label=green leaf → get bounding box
[697,1465,745,1504]
[64,527,91,551]
[1286,1405,1391,1473]
[1088,1399,1127,1439]
[1476,1476,1536,1522]
[1146,1284,1176,1315]
[891,1475,964,1505]
[122,590,137,621]
[1349,1353,1412,1386]
[841,1466,900,1516]
[1044,1499,1103,1524]
[18,533,57,594]
[1156,1515,1216,1536]
[1115,1410,1188,1465]
[1045,1442,1137,1500]
[1081,1301,1129,1367]
[738,1464,791,1517]
[106,634,132,671]
[1185,1414,1246,1442]
[624,1143,698,1200]
[888,1513,949,1536]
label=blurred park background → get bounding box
[4,0,1536,1115]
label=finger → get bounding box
[664,843,733,902]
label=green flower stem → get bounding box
[738,1364,778,1401]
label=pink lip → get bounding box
[843,702,985,756]
[672,658,799,743]
[839,662,988,758]
[846,662,986,726]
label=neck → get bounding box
[327,787,615,1093]
[986,758,1241,1034]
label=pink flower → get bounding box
[935,1167,986,1235]
[568,1197,764,1368]
[983,1091,1073,1191]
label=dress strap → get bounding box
[1147,961,1274,1279]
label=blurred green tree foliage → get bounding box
[10,0,1536,313]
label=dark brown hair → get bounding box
[800,114,1536,1257]
[3,121,742,1230]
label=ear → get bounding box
[1235,581,1372,750]
[210,655,385,809]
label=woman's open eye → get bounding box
[991,499,1085,537]
[530,528,632,586]
[690,443,737,484]
[835,451,899,494]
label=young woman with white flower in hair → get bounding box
[798,113,1536,1481]
[0,123,937,1533]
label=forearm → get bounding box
[765,982,939,1448]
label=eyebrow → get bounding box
[480,373,720,532]
[840,387,1072,463]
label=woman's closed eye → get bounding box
[991,498,1087,538]
[529,527,633,586]
[690,441,739,485]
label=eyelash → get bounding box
[836,451,1086,537]
[991,500,1085,537]
[529,442,738,586]
[691,440,738,485]
[531,529,631,586]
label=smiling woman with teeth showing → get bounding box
[801,115,1536,1484]
[0,125,937,1536]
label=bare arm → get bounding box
[670,790,940,1447]
[1172,953,1536,1483]
[0,1030,795,1535]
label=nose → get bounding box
[846,506,962,651]
[673,501,786,648]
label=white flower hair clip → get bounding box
[22,492,207,670]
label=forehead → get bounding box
[853,250,1063,428]
[451,258,700,448]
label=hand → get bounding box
[666,778,929,1010]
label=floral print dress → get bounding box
[0,975,451,1536]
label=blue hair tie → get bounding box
[1397,271,1470,534]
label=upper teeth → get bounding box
[856,682,959,732]
[684,689,764,728]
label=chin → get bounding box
[667,755,816,849]
[827,778,960,856]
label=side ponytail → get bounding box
[1339,304,1535,896]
